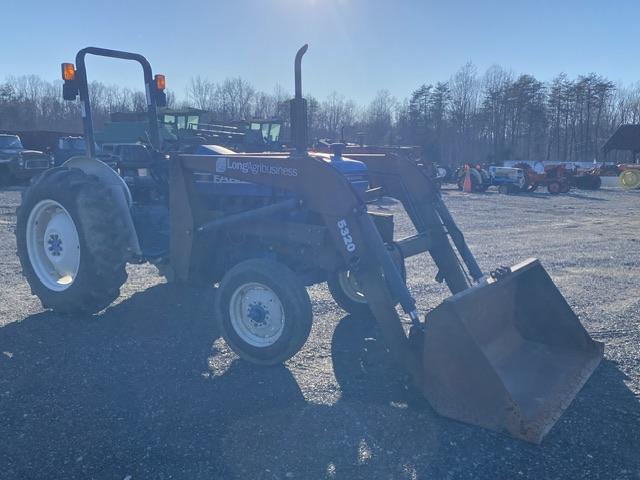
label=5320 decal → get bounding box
[337,219,356,252]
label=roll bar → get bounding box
[64,47,165,157]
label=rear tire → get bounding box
[16,167,129,314]
[580,175,602,190]
[498,185,509,195]
[620,170,640,188]
[215,259,313,365]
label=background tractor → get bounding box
[101,108,284,153]
[454,164,490,192]
[16,45,603,443]
[514,161,571,194]
[488,166,527,194]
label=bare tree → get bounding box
[364,90,396,144]
[2,65,639,166]
[186,76,215,110]
[217,77,255,121]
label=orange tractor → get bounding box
[514,162,571,194]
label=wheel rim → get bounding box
[337,271,367,304]
[620,170,640,189]
[25,200,81,292]
[229,282,285,347]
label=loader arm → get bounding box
[348,153,484,293]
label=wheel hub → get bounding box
[47,233,63,257]
[26,200,81,292]
[229,282,285,347]
[247,302,269,326]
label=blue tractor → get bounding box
[15,45,603,443]
[488,166,527,194]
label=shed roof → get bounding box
[603,124,640,154]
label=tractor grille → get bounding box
[24,158,50,170]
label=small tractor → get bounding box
[488,166,527,194]
[455,164,490,192]
[514,162,571,194]
[15,46,603,443]
[565,165,602,190]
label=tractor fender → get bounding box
[63,156,142,256]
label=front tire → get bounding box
[327,245,406,317]
[215,259,313,365]
[547,181,561,195]
[327,269,371,317]
[16,167,130,314]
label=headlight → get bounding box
[49,155,55,165]
[17,154,24,167]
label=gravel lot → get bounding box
[0,185,638,479]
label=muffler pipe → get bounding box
[294,44,308,99]
[290,44,309,153]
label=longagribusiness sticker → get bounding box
[216,157,298,177]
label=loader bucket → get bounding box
[420,258,603,443]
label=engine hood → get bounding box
[0,149,46,156]
[311,152,368,175]
[0,149,19,155]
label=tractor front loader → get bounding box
[16,45,602,444]
[170,46,603,443]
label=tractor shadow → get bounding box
[565,191,609,201]
[0,290,638,479]
[322,315,640,479]
[516,191,552,199]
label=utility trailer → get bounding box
[15,45,603,443]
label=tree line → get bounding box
[2,65,640,164]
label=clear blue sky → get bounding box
[2,0,639,104]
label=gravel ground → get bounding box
[0,185,638,479]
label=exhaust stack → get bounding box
[290,44,309,152]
